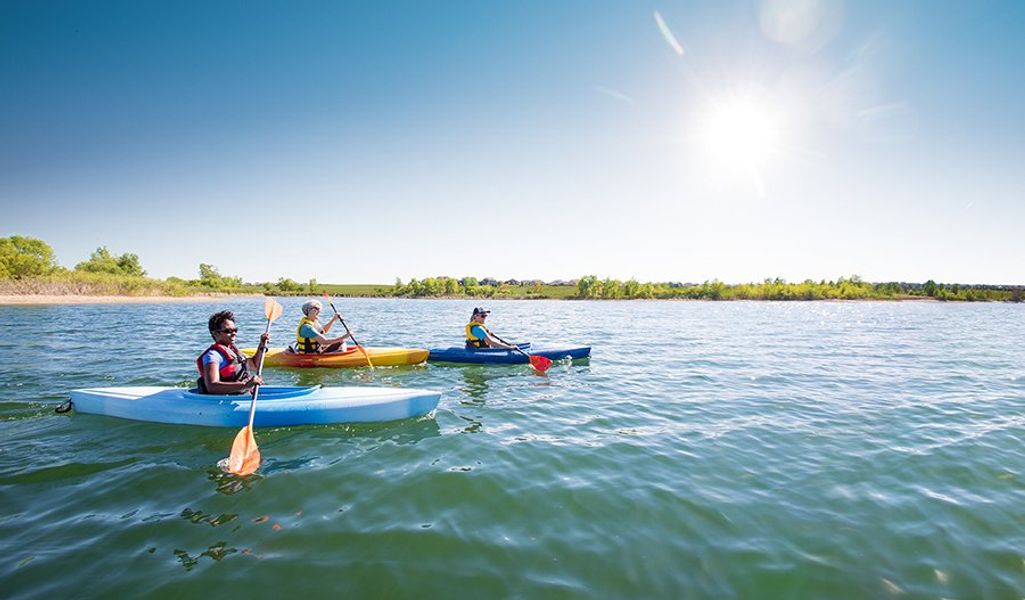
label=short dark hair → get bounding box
[208,310,235,339]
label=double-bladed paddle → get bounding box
[322,291,375,369]
[491,332,553,373]
[225,297,284,476]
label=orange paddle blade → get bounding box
[226,426,261,475]
[529,355,553,372]
[264,297,284,322]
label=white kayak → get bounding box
[68,385,441,427]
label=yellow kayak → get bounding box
[241,346,429,368]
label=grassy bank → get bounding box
[4,236,1020,302]
[2,274,1021,302]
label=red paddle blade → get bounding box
[226,426,261,475]
[529,355,553,372]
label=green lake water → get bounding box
[1,298,1023,598]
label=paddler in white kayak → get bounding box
[197,310,270,394]
[465,307,517,350]
[294,299,354,354]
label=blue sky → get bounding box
[2,0,1023,284]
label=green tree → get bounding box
[199,263,223,288]
[117,253,146,276]
[75,247,118,273]
[75,246,145,276]
[0,236,57,279]
[276,277,301,292]
[576,275,599,298]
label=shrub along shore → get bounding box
[1,235,1021,303]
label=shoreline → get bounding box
[0,293,964,306]
[0,294,260,306]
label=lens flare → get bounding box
[696,98,782,169]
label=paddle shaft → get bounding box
[326,299,362,346]
[490,332,530,357]
[325,297,375,369]
[244,318,273,429]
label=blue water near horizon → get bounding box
[1,298,1024,598]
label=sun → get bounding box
[695,96,784,171]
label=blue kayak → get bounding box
[428,343,591,365]
[68,385,441,427]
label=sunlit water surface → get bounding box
[1,299,1023,598]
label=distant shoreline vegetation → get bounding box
[1,236,1022,302]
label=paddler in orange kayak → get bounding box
[295,299,354,353]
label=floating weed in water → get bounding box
[180,507,238,527]
[174,542,239,571]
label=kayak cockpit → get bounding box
[182,385,323,400]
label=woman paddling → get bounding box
[295,299,354,354]
[465,307,517,350]
[197,310,270,394]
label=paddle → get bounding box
[322,291,375,369]
[225,297,284,476]
[490,332,553,373]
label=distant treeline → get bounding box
[0,235,321,296]
[1,236,1021,302]
[392,275,1024,302]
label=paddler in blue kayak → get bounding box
[295,299,354,353]
[197,310,270,394]
[466,307,517,350]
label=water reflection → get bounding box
[461,366,491,402]
[180,507,238,527]
[174,542,241,571]
[207,468,261,495]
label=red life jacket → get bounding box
[196,343,248,393]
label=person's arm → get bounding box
[317,330,353,345]
[244,332,271,371]
[322,313,340,333]
[484,335,516,350]
[472,325,515,350]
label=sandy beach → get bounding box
[0,294,258,306]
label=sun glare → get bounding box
[696,98,782,169]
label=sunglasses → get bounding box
[219,327,238,334]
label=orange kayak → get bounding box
[241,346,429,368]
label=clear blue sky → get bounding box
[2,0,1023,284]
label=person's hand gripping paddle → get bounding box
[323,291,374,369]
[225,297,284,476]
[491,332,553,373]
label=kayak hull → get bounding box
[427,344,591,365]
[69,385,440,427]
[241,347,428,368]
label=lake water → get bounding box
[1,298,1023,598]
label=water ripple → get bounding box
[1,300,1024,597]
